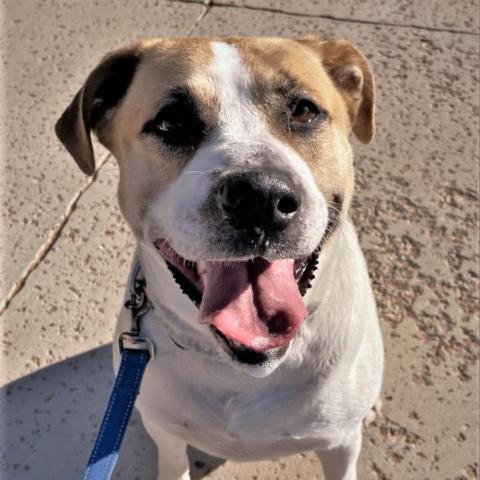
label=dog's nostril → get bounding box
[277,195,299,216]
[267,313,292,336]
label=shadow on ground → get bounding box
[1,346,224,480]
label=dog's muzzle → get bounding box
[154,168,324,366]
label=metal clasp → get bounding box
[120,261,155,359]
[119,332,155,359]
[124,276,152,335]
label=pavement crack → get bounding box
[186,0,213,37]
[0,153,112,316]
[170,0,479,36]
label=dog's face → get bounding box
[56,36,374,376]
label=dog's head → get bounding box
[56,36,374,376]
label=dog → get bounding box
[55,35,384,480]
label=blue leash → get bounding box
[83,263,154,480]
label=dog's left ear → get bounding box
[55,44,142,175]
[296,36,375,144]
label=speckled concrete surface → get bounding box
[1,1,479,479]
[209,0,480,33]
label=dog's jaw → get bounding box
[136,239,303,377]
[149,239,325,374]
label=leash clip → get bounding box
[119,332,155,359]
[120,262,155,359]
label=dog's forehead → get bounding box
[125,37,339,120]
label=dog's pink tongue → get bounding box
[199,259,308,352]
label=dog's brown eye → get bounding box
[288,98,327,132]
[291,100,319,124]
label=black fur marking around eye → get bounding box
[143,88,206,150]
[89,54,140,129]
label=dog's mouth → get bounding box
[153,240,320,364]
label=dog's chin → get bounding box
[151,238,320,372]
[211,324,291,377]
[223,346,291,378]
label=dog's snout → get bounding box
[217,172,302,233]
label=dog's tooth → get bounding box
[197,261,209,276]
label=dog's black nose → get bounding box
[217,172,301,233]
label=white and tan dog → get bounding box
[56,36,383,480]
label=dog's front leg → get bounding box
[142,418,190,480]
[315,427,362,480]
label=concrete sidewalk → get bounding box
[1,1,479,479]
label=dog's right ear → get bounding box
[55,45,142,175]
[295,36,375,144]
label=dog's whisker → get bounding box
[182,170,208,176]
[181,168,219,177]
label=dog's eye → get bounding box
[143,89,205,150]
[288,99,327,131]
[292,100,318,123]
[156,119,182,133]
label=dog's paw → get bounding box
[364,397,383,427]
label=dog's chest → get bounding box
[137,352,346,460]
